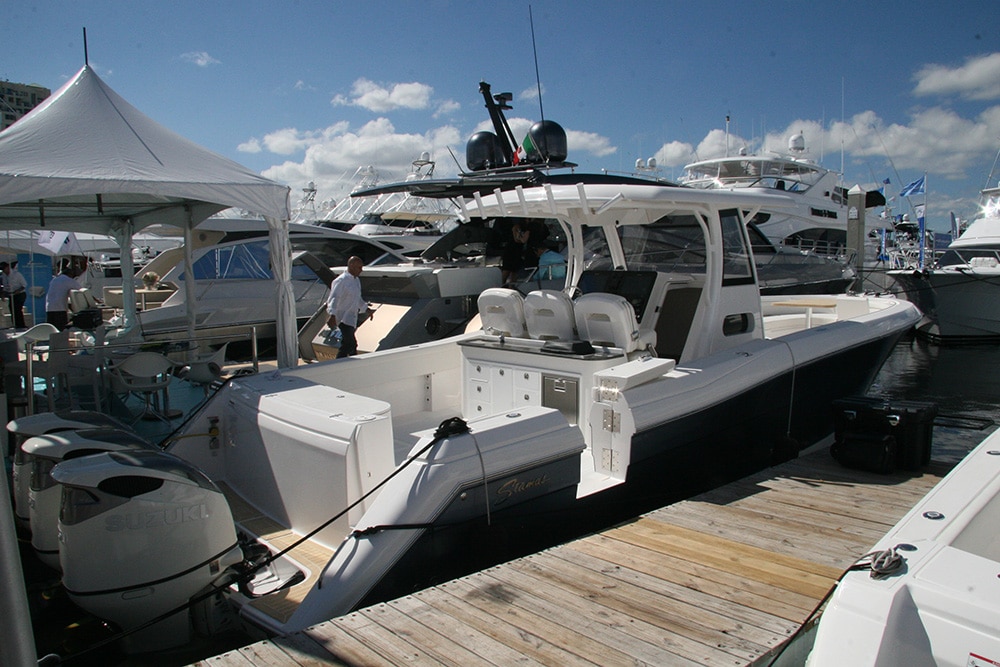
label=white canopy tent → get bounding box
[0,65,298,367]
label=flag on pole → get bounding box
[515,131,538,165]
[900,176,925,198]
[36,230,83,255]
[916,204,926,269]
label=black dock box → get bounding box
[831,397,938,473]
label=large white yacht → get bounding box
[888,185,1000,340]
[26,83,920,653]
[680,134,896,266]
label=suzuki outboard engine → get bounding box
[23,429,155,569]
[52,450,242,653]
[8,410,133,528]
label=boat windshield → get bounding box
[181,237,396,282]
[685,158,823,194]
[938,248,1000,268]
[616,214,708,274]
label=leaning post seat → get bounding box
[524,290,577,341]
[477,288,527,338]
[575,292,656,355]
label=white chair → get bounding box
[477,288,527,338]
[109,351,176,424]
[69,288,99,311]
[575,292,656,356]
[183,343,229,396]
[13,323,59,358]
[524,290,576,341]
[4,331,68,412]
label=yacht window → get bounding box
[186,240,272,281]
[581,226,616,270]
[616,214,707,273]
[293,238,397,267]
[720,208,755,286]
[939,249,1000,268]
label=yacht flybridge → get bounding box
[19,83,920,653]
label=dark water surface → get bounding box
[866,331,1000,464]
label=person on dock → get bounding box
[3,261,27,328]
[325,256,373,358]
[45,260,83,330]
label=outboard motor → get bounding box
[8,410,133,528]
[23,429,155,570]
[53,450,242,653]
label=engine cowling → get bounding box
[23,429,155,570]
[52,449,242,653]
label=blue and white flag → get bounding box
[900,176,925,198]
[36,230,83,256]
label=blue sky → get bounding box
[6,0,1000,230]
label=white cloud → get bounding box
[567,130,616,157]
[237,137,262,154]
[913,52,1000,101]
[294,80,316,92]
[653,140,696,167]
[519,84,545,101]
[332,78,434,112]
[260,118,462,200]
[434,99,461,118]
[180,51,220,67]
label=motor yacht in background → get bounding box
[31,82,919,653]
[294,155,459,257]
[888,184,1000,340]
[105,219,410,349]
[680,134,898,268]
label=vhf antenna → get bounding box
[529,5,544,122]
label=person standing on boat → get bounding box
[3,261,27,328]
[325,256,373,358]
[45,260,83,330]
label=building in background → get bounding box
[1,81,50,131]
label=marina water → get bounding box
[20,330,1000,665]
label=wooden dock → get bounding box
[193,447,951,667]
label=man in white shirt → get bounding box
[4,261,28,328]
[45,261,83,330]
[325,256,373,358]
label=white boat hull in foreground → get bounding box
[808,429,1000,666]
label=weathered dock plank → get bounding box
[195,448,949,667]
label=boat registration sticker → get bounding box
[969,653,1000,667]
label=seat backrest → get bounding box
[16,323,59,352]
[116,351,174,380]
[524,290,576,341]
[478,288,527,338]
[69,289,98,311]
[575,292,647,352]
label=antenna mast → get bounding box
[83,27,89,65]
[529,6,544,121]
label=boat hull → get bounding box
[808,428,1000,666]
[277,324,906,631]
[892,268,1000,340]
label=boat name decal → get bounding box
[495,474,550,505]
[104,503,209,531]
